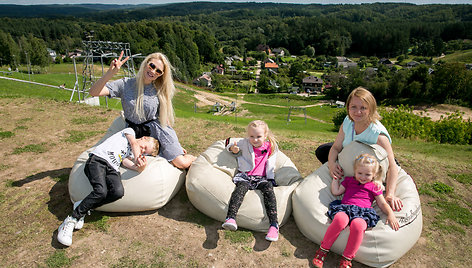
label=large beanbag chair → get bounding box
[68,114,186,212]
[292,141,422,267]
[186,139,303,232]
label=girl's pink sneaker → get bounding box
[222,218,237,231]
[265,226,279,242]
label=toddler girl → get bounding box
[222,120,280,242]
[313,153,399,268]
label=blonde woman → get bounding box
[90,51,196,169]
[315,87,402,211]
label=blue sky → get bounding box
[2,0,471,5]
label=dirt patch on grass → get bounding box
[412,104,472,121]
[0,97,470,267]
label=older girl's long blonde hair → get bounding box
[135,52,175,128]
[354,153,383,190]
[346,87,381,124]
[247,120,278,156]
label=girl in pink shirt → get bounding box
[313,153,399,268]
[222,120,280,242]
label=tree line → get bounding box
[0,2,471,105]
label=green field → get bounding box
[0,65,471,267]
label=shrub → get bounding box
[381,105,472,145]
[332,109,347,131]
[430,111,472,145]
[380,105,433,141]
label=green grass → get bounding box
[45,250,76,268]
[0,131,14,139]
[223,230,253,244]
[89,214,111,232]
[52,173,69,183]
[430,201,472,233]
[65,130,103,143]
[71,116,107,125]
[450,173,472,185]
[441,49,472,63]
[12,143,48,154]
[242,93,322,107]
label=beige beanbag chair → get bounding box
[68,115,186,212]
[186,139,303,232]
[292,141,422,267]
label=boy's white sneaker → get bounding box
[57,216,77,246]
[73,200,85,230]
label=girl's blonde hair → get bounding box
[247,120,278,155]
[136,52,175,128]
[354,153,383,190]
[346,87,381,123]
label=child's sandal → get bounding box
[339,256,352,268]
[312,247,328,268]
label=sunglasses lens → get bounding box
[148,62,163,75]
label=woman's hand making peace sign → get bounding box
[109,51,130,75]
[89,50,130,97]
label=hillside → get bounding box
[0,88,471,267]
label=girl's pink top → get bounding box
[247,141,271,177]
[341,176,382,208]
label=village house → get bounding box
[406,61,420,68]
[272,48,285,57]
[336,57,357,69]
[264,62,279,72]
[212,64,224,75]
[302,76,323,94]
[193,73,212,88]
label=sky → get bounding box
[1,0,471,5]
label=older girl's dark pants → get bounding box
[71,154,124,220]
[226,181,278,226]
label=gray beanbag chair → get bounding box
[186,139,303,232]
[68,114,186,212]
[292,141,422,267]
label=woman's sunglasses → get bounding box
[148,62,163,75]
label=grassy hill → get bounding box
[0,70,471,267]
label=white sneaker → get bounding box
[73,200,85,230]
[57,216,77,246]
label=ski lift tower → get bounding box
[71,30,137,104]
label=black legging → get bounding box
[226,181,278,226]
[315,142,333,164]
[315,142,401,166]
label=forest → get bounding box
[0,2,471,105]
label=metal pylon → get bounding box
[74,40,136,103]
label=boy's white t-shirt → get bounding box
[91,128,135,171]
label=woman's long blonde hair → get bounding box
[247,120,278,156]
[354,153,383,190]
[346,87,381,124]
[135,52,175,128]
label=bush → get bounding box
[381,105,472,145]
[332,109,347,131]
[380,105,433,141]
[430,111,472,145]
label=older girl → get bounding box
[315,87,402,211]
